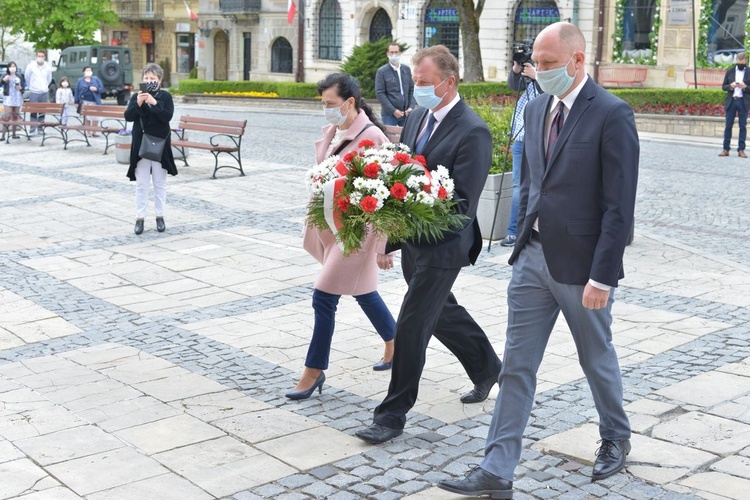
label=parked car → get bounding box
[0,61,31,101]
[50,45,134,105]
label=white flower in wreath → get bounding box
[414,191,436,206]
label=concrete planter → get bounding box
[477,172,513,241]
[115,134,131,164]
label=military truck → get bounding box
[50,45,134,105]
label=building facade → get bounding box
[103,0,199,86]
[104,1,748,89]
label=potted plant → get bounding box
[115,129,132,164]
[470,101,516,241]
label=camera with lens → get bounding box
[512,40,534,65]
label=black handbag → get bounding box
[138,117,166,162]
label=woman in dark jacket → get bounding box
[74,66,105,136]
[124,63,177,235]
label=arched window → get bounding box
[369,8,393,42]
[707,0,748,63]
[271,37,293,74]
[423,0,459,60]
[512,0,560,45]
[319,0,342,60]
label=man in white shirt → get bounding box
[439,22,639,498]
[720,51,750,158]
[24,50,53,134]
[374,43,415,126]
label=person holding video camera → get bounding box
[499,44,542,247]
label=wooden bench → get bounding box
[171,116,247,178]
[60,102,128,154]
[2,102,65,145]
[598,66,648,87]
[384,125,403,143]
[684,68,725,88]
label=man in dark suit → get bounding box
[439,22,639,498]
[720,51,750,157]
[374,43,415,126]
[355,45,502,445]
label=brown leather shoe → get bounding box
[719,150,730,156]
[739,150,748,158]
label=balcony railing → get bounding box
[113,1,163,20]
[219,0,261,14]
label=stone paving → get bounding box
[0,103,749,499]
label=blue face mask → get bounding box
[324,100,348,126]
[535,55,577,96]
[413,77,449,110]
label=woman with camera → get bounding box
[124,63,176,235]
[1,62,24,141]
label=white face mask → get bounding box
[84,71,93,78]
[36,57,44,64]
[389,55,401,65]
[61,82,69,88]
[323,100,349,126]
[8,67,16,73]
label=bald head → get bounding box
[532,22,587,98]
[536,22,585,54]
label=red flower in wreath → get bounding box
[414,155,427,167]
[390,182,408,200]
[422,183,432,194]
[364,162,380,179]
[358,139,375,149]
[394,152,411,165]
[360,195,378,212]
[437,187,448,200]
[343,151,357,163]
[336,196,351,213]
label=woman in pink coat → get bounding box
[286,73,396,400]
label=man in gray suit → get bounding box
[374,43,415,126]
[439,22,639,498]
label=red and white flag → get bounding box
[287,0,297,24]
[183,0,198,21]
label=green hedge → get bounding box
[610,88,724,107]
[459,82,512,99]
[177,79,725,108]
[178,79,319,98]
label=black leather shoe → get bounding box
[156,216,166,232]
[460,373,499,404]
[285,372,325,400]
[134,219,144,235]
[438,466,513,499]
[355,424,403,444]
[592,439,631,481]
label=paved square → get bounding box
[0,102,748,498]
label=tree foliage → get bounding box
[448,0,485,82]
[0,0,117,50]
[340,38,409,99]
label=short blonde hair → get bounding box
[737,52,747,63]
[412,45,459,80]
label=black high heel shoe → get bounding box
[286,372,325,400]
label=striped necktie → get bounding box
[546,101,565,164]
